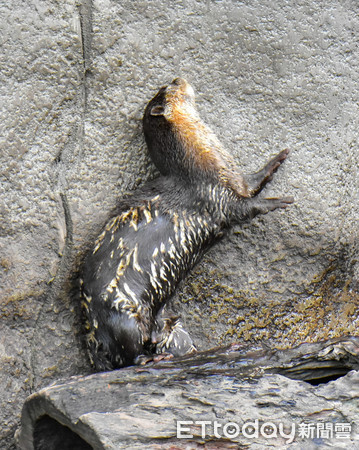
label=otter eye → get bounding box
[150,105,165,116]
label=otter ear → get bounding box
[150,105,165,116]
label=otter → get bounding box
[81,78,293,371]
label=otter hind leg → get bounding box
[134,316,196,366]
[154,316,196,357]
[245,149,290,197]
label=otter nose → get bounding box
[169,78,195,100]
[171,77,188,86]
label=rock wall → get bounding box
[1,0,358,447]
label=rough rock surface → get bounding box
[18,338,359,449]
[1,0,358,448]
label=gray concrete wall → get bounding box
[1,0,358,446]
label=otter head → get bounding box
[147,78,196,118]
[143,78,199,178]
[143,78,248,197]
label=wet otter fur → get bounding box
[81,78,293,371]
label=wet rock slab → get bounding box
[18,337,359,449]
